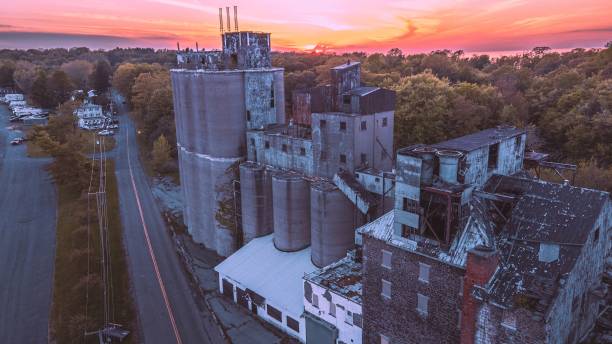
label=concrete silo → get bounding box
[239,162,274,244]
[310,180,357,268]
[171,31,285,257]
[272,172,311,252]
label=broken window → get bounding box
[250,138,255,146]
[382,117,388,127]
[270,88,275,108]
[329,302,336,317]
[488,143,499,170]
[353,313,363,328]
[361,121,367,130]
[345,310,353,325]
[320,119,327,128]
[282,144,288,153]
[266,304,282,322]
[402,198,419,212]
[300,147,306,156]
[594,227,600,243]
[418,263,430,283]
[340,121,347,131]
[246,110,251,121]
[343,95,351,105]
[265,141,270,149]
[381,250,392,269]
[340,154,347,164]
[361,153,367,165]
[381,279,391,299]
[417,293,428,316]
[286,316,300,333]
[312,294,319,308]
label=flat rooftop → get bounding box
[304,252,362,304]
[431,126,525,152]
[214,234,318,316]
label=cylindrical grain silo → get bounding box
[272,172,310,251]
[310,180,356,268]
[239,162,273,243]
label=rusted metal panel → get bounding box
[292,90,312,126]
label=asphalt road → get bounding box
[0,105,56,343]
[113,95,224,344]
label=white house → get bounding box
[2,93,24,103]
[215,234,318,342]
[303,252,363,344]
[74,103,107,129]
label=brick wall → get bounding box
[362,236,464,344]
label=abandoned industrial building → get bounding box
[170,9,611,344]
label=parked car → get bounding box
[107,124,119,129]
[10,137,24,145]
[97,129,114,136]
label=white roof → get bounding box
[215,234,317,316]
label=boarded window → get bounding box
[418,263,430,283]
[382,117,388,127]
[381,279,391,299]
[340,154,347,164]
[287,316,300,333]
[340,121,347,131]
[459,277,464,296]
[267,304,282,322]
[361,121,367,130]
[381,250,392,269]
[300,147,306,156]
[312,293,319,308]
[417,293,428,316]
[488,143,499,169]
[345,310,353,325]
[329,302,336,317]
[353,313,363,328]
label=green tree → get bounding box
[152,134,172,173]
[0,60,16,87]
[30,70,53,108]
[90,60,112,93]
[48,70,73,107]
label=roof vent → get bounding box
[538,243,559,263]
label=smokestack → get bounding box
[226,7,231,32]
[234,6,239,31]
[176,42,180,51]
[219,8,223,33]
[195,42,199,52]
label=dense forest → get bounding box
[1,44,610,190]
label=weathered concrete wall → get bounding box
[245,72,275,130]
[246,129,314,176]
[292,90,312,126]
[362,236,464,344]
[222,32,271,69]
[312,113,356,179]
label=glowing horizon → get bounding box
[1,0,611,53]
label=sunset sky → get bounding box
[1,0,611,53]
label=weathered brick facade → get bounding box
[363,235,464,344]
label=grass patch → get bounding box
[50,159,137,343]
